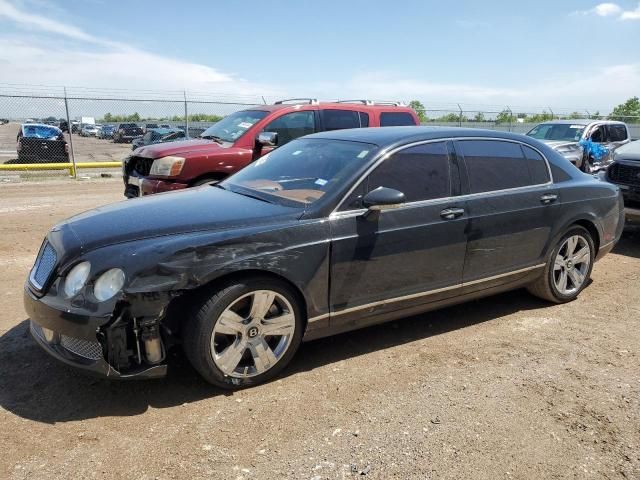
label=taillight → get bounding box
[65,143,69,154]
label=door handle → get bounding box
[540,194,558,204]
[440,207,465,220]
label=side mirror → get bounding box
[257,132,278,146]
[362,187,405,212]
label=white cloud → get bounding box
[0,0,281,99]
[301,64,640,112]
[573,2,640,20]
[621,2,640,19]
[0,0,97,42]
[593,3,622,16]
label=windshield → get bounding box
[201,110,268,143]
[527,123,585,142]
[22,125,60,139]
[222,138,378,207]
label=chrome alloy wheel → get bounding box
[553,235,591,295]
[211,290,296,378]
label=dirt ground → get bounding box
[0,179,639,480]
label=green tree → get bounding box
[433,112,466,123]
[609,97,640,121]
[472,112,485,122]
[566,111,583,120]
[526,111,554,123]
[409,100,427,123]
[495,109,515,124]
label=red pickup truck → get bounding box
[122,99,420,197]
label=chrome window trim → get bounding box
[331,136,554,217]
[307,263,545,323]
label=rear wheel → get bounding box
[183,277,304,388]
[527,226,595,303]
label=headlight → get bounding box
[64,261,91,298]
[149,156,185,177]
[93,268,125,302]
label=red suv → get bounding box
[122,99,420,197]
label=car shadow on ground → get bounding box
[614,229,640,258]
[0,288,551,424]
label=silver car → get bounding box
[527,119,630,172]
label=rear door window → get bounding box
[379,112,417,127]
[458,140,533,193]
[321,110,360,131]
[607,124,628,142]
[522,145,551,185]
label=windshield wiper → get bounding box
[225,185,275,204]
[202,134,224,144]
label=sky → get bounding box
[0,0,639,113]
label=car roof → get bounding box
[304,126,533,147]
[22,122,59,129]
[537,119,626,126]
[241,101,416,114]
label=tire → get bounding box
[183,276,304,389]
[527,226,595,303]
[192,177,220,187]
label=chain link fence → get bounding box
[1,87,639,182]
[0,87,261,181]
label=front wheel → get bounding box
[183,277,304,388]
[527,226,595,303]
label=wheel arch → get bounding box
[165,268,310,336]
[572,218,601,252]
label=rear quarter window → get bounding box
[379,112,417,127]
[458,140,533,193]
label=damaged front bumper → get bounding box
[24,284,168,380]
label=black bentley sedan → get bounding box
[25,127,624,388]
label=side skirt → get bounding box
[302,267,542,342]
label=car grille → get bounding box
[609,163,640,187]
[30,240,57,289]
[31,322,104,361]
[60,335,104,360]
[126,156,154,177]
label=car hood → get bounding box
[56,186,301,254]
[539,140,581,149]
[135,138,229,158]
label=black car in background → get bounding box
[113,123,144,143]
[131,127,186,150]
[16,123,69,163]
[24,127,624,388]
[606,140,640,225]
